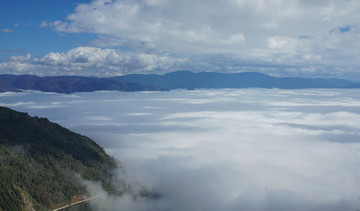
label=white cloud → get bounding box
[34,47,118,66]
[10,53,32,62]
[53,0,360,41]
[0,53,37,74]
[267,37,302,51]
[221,33,246,45]
[2,0,360,77]
[4,89,360,210]
[0,47,188,76]
[29,0,359,77]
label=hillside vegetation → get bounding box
[0,106,117,210]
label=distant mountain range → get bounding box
[0,74,157,93]
[1,71,359,93]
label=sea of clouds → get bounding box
[1,89,360,210]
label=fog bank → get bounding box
[1,89,360,210]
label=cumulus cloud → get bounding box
[9,53,32,62]
[0,47,188,76]
[0,53,40,74]
[7,0,347,77]
[53,0,360,43]
[1,0,360,77]
[3,89,360,210]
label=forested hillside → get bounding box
[0,106,117,210]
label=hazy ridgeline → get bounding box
[1,89,360,211]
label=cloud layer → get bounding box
[44,0,360,77]
[2,89,360,210]
[0,46,187,76]
[1,0,360,77]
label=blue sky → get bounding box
[1,0,360,78]
[0,0,92,56]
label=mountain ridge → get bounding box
[1,71,359,93]
[0,106,117,210]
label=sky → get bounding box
[1,0,360,78]
[1,89,360,210]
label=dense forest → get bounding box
[0,106,118,210]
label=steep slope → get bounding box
[0,106,117,210]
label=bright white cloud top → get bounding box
[1,0,360,77]
[1,89,360,210]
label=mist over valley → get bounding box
[1,89,360,210]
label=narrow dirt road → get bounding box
[53,191,114,211]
